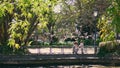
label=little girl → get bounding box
[72,41,79,54]
[79,41,84,54]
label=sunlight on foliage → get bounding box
[98,15,115,42]
[8,20,29,49]
[0,0,57,54]
[98,0,120,42]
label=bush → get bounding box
[98,40,120,57]
[29,41,73,48]
[84,39,93,45]
[64,38,76,42]
[78,38,101,46]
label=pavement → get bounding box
[28,47,97,54]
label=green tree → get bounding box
[46,2,59,44]
[97,0,120,56]
[98,0,120,41]
[55,0,109,41]
[0,0,56,54]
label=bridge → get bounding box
[0,54,120,67]
[0,47,120,67]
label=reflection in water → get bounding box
[0,65,120,68]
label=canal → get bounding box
[1,64,120,68]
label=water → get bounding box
[1,65,119,68]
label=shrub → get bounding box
[98,40,120,57]
[84,39,93,45]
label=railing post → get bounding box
[61,46,64,54]
[38,48,40,54]
[50,47,52,54]
[37,47,41,54]
[95,46,97,54]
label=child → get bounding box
[72,41,79,54]
[79,40,84,54]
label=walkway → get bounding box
[28,47,96,54]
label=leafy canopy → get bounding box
[0,0,57,54]
[98,0,120,41]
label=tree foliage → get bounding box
[98,0,120,41]
[58,0,109,36]
[0,0,56,54]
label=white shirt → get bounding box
[79,42,84,48]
